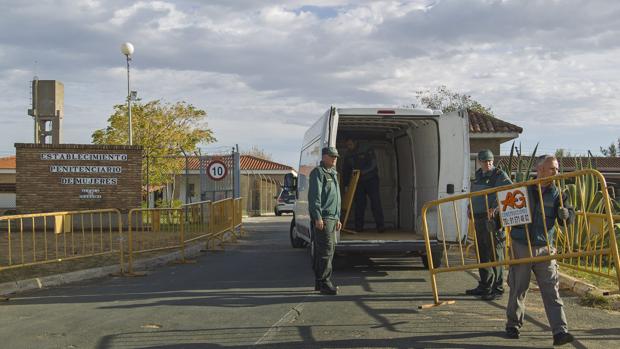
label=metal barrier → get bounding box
[0,198,243,279]
[421,169,620,307]
[0,209,124,272]
[126,198,243,273]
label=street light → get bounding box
[120,42,134,145]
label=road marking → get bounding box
[254,300,306,345]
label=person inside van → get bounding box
[342,138,385,233]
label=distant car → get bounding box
[274,189,295,216]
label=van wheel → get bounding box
[290,219,305,248]
[275,208,282,216]
[421,253,443,269]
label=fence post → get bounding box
[229,198,237,243]
[118,210,125,274]
[179,208,186,262]
[127,210,133,274]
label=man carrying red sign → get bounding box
[505,155,575,346]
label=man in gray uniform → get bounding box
[308,146,342,295]
[466,149,512,300]
[505,155,575,346]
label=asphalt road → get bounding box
[0,216,618,349]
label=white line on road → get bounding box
[254,299,306,345]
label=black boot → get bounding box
[318,280,338,295]
[465,286,489,296]
[553,332,574,346]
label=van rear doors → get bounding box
[434,110,470,241]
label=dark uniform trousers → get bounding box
[354,176,385,231]
[313,218,338,282]
[474,214,505,293]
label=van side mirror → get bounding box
[446,184,455,194]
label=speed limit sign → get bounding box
[207,160,228,181]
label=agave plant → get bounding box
[497,141,538,183]
[500,143,619,276]
[557,157,620,277]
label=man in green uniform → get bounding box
[309,146,343,295]
[466,149,512,300]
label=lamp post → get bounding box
[120,42,134,145]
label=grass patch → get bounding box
[559,265,619,291]
[578,292,620,311]
[579,292,611,308]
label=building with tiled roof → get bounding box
[0,156,17,212]
[467,108,522,156]
[161,154,296,216]
[182,155,294,173]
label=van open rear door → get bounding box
[324,107,339,148]
[435,110,470,241]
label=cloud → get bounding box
[0,0,619,166]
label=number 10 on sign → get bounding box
[207,160,228,181]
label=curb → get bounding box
[558,272,597,296]
[0,238,225,297]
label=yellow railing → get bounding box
[421,169,620,306]
[0,209,124,272]
[1,198,244,278]
[125,198,243,273]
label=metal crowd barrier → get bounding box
[0,199,244,279]
[0,209,124,272]
[126,198,243,273]
[421,169,620,307]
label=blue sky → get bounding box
[0,0,619,166]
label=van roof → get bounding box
[337,108,441,116]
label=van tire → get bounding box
[421,253,443,269]
[290,219,305,248]
[275,208,282,216]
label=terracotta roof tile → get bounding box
[0,156,16,169]
[184,155,294,171]
[468,109,523,134]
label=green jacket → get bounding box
[308,162,341,221]
[471,167,512,215]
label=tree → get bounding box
[92,100,216,202]
[242,145,273,161]
[600,138,620,157]
[555,148,572,158]
[415,85,495,116]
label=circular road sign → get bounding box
[207,160,228,181]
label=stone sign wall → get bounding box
[16,143,142,213]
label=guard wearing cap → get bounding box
[308,146,343,295]
[466,149,512,300]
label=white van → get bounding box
[285,107,470,268]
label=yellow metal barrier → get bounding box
[233,198,243,235]
[421,169,620,307]
[127,207,184,274]
[0,198,244,279]
[126,198,243,273]
[0,209,124,272]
